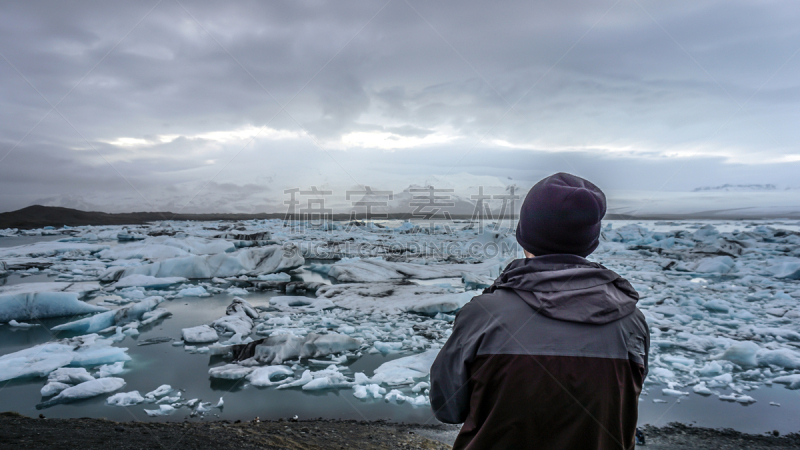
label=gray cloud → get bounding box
[1,0,799,213]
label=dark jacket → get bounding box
[430,254,649,450]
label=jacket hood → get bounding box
[484,254,639,324]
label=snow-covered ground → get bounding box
[1,218,800,431]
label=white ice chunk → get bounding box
[766,261,800,279]
[0,334,129,382]
[140,308,172,325]
[649,367,676,379]
[374,342,403,354]
[310,257,507,282]
[8,319,38,328]
[411,382,430,393]
[102,245,303,280]
[316,283,463,315]
[756,348,800,369]
[384,389,407,404]
[409,395,430,407]
[208,364,253,380]
[697,361,726,377]
[713,341,760,368]
[144,405,176,416]
[353,384,386,400]
[212,314,253,336]
[703,299,731,313]
[52,296,164,335]
[47,367,94,384]
[177,286,209,298]
[372,349,439,386]
[145,384,172,399]
[182,325,218,343]
[692,382,714,395]
[113,275,187,289]
[694,256,735,274]
[40,382,71,397]
[256,273,291,281]
[0,285,107,322]
[246,365,294,387]
[772,374,800,389]
[107,390,145,406]
[37,377,125,408]
[404,292,474,316]
[662,388,689,397]
[97,361,125,378]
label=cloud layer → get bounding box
[2,0,799,213]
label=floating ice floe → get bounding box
[37,377,126,409]
[144,405,176,417]
[0,334,130,382]
[100,245,303,280]
[308,257,507,282]
[208,364,253,380]
[107,390,145,406]
[113,275,187,289]
[51,296,165,335]
[98,361,126,378]
[315,282,472,315]
[8,319,39,328]
[176,286,210,297]
[246,365,294,387]
[0,282,106,322]
[232,332,362,365]
[182,325,219,344]
[353,383,386,400]
[370,349,439,386]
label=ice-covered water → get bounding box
[1,219,800,433]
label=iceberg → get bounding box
[47,367,94,384]
[232,332,361,365]
[107,390,145,406]
[309,257,507,282]
[371,349,439,386]
[712,341,760,368]
[694,256,735,274]
[51,296,164,335]
[404,291,474,316]
[316,282,464,314]
[182,325,219,343]
[208,364,253,380]
[98,361,125,378]
[246,365,294,387]
[211,298,258,335]
[36,377,126,409]
[0,334,130,382]
[100,245,303,280]
[41,381,71,397]
[0,283,106,322]
[144,405,176,417]
[113,275,187,289]
[772,374,800,389]
[176,286,210,297]
[145,384,173,399]
[353,384,386,400]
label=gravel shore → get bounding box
[2,412,799,449]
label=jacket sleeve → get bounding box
[429,300,483,424]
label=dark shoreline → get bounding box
[2,205,799,230]
[2,412,799,449]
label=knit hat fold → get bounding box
[515,173,606,257]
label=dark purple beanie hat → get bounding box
[516,172,606,258]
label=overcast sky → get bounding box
[1,0,799,214]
